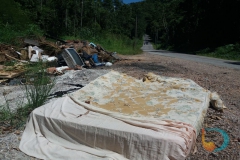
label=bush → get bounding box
[0,23,43,46]
[197,44,240,61]
[62,32,143,55]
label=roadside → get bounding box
[0,46,239,159]
[141,42,240,70]
[109,52,240,159]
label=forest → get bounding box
[0,0,240,57]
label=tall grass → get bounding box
[63,30,143,55]
[93,33,142,55]
[24,62,55,109]
[0,23,43,46]
[0,62,54,129]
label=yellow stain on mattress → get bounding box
[76,74,202,117]
[89,76,177,116]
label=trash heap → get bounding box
[0,37,121,83]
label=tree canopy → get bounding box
[0,0,239,52]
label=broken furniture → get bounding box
[61,48,85,69]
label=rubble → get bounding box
[0,69,109,112]
[0,37,120,82]
[0,37,121,159]
[0,62,25,79]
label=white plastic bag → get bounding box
[105,62,112,66]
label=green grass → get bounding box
[0,23,43,46]
[62,32,143,55]
[24,62,55,109]
[152,43,161,50]
[196,44,240,61]
[93,34,142,55]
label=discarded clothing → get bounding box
[92,54,100,63]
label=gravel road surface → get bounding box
[141,42,240,70]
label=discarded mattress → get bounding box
[20,71,221,160]
[70,71,211,134]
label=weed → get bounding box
[23,62,55,109]
[0,61,55,129]
[0,91,15,126]
[3,61,17,66]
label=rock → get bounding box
[14,130,21,135]
[216,116,222,120]
[85,101,90,104]
[210,152,218,157]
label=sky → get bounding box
[123,0,143,4]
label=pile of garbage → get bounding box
[0,37,121,83]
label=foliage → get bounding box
[0,23,43,45]
[0,0,146,51]
[12,0,145,39]
[0,62,55,128]
[94,33,142,55]
[24,62,55,109]
[196,44,240,61]
[0,0,29,27]
[63,32,142,55]
[1,0,240,58]
[144,0,240,53]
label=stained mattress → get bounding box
[20,71,214,160]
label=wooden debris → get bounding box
[0,79,8,84]
[38,38,61,56]
[0,53,7,62]
[5,54,28,63]
[0,65,4,70]
[0,70,24,79]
